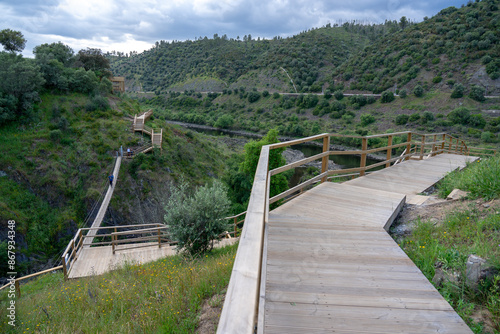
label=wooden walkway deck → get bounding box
[259,154,477,333]
[69,238,237,279]
[83,155,122,247]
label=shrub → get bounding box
[214,114,234,129]
[451,83,465,98]
[432,76,443,83]
[49,129,62,142]
[409,113,421,122]
[422,111,435,122]
[413,85,424,97]
[469,85,485,102]
[247,91,261,103]
[360,113,376,126]
[395,114,409,125]
[447,107,470,125]
[164,180,231,254]
[380,91,395,103]
[334,90,344,100]
[399,89,407,98]
[272,92,280,99]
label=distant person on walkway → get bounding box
[109,175,114,186]
[127,148,131,156]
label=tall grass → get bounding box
[0,244,237,333]
[438,155,500,200]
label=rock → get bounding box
[466,255,498,289]
[432,266,460,287]
[446,189,469,200]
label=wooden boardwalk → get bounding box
[83,155,122,247]
[259,154,476,333]
[68,238,237,279]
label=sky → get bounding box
[1,0,470,58]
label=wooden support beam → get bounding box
[385,135,393,168]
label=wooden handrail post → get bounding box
[15,280,20,297]
[441,134,446,154]
[321,135,330,183]
[62,256,68,280]
[431,134,437,156]
[360,138,367,176]
[112,235,115,254]
[234,217,238,238]
[386,135,393,167]
[455,138,459,153]
[420,135,425,160]
[448,135,453,153]
[405,132,412,161]
[158,228,161,248]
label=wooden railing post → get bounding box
[441,134,446,155]
[431,134,437,156]
[112,235,115,254]
[158,228,161,248]
[234,217,238,237]
[420,135,425,160]
[360,138,367,176]
[405,132,412,161]
[15,280,20,297]
[386,135,393,168]
[455,138,459,153]
[62,256,68,280]
[448,135,453,153]
[321,135,330,183]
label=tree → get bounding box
[380,91,395,103]
[240,129,288,200]
[0,29,26,53]
[76,48,111,78]
[413,85,424,97]
[451,83,465,98]
[164,180,231,254]
[34,42,74,66]
[469,85,485,102]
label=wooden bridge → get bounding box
[218,131,495,334]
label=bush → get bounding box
[247,91,261,103]
[451,83,465,98]
[360,113,376,126]
[399,89,407,98]
[85,95,109,111]
[432,76,442,83]
[447,107,470,125]
[272,92,280,99]
[395,114,409,125]
[334,90,344,100]
[214,114,234,129]
[469,85,485,102]
[164,180,231,254]
[380,91,395,103]
[413,85,424,97]
[409,113,421,122]
[262,90,269,97]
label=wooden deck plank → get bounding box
[260,154,474,333]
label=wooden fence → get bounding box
[217,131,496,334]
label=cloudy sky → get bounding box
[1,0,469,57]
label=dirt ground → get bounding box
[196,293,226,334]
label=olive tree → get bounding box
[164,180,231,255]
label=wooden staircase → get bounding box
[129,110,163,157]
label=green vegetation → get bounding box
[437,155,500,200]
[164,180,231,254]
[0,244,237,333]
[394,156,500,332]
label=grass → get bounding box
[437,155,500,200]
[0,243,237,333]
[395,155,500,333]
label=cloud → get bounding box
[0,0,469,58]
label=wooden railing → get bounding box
[225,211,246,237]
[0,266,63,297]
[61,223,170,280]
[217,130,494,334]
